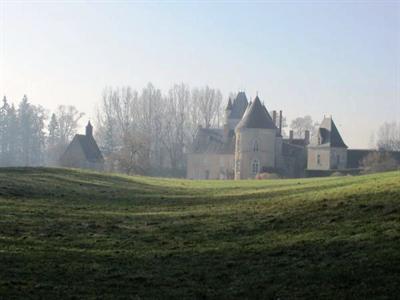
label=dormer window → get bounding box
[253,140,259,152]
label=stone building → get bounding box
[187,92,310,179]
[307,116,348,171]
[59,122,104,171]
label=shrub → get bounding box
[256,172,280,180]
[330,171,345,177]
[361,151,399,173]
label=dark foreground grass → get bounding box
[0,168,399,299]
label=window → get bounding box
[253,140,259,152]
[317,136,321,145]
[317,154,321,165]
[252,159,260,176]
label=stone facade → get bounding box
[186,91,362,179]
[187,153,234,179]
[235,128,277,179]
[187,92,311,179]
[307,116,348,171]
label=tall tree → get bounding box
[6,104,18,165]
[290,115,315,138]
[46,113,62,166]
[18,95,33,166]
[162,83,190,173]
[377,121,400,151]
[0,97,10,165]
[56,105,85,146]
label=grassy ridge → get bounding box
[0,168,399,299]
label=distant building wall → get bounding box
[187,153,234,179]
[307,147,347,171]
[235,128,277,179]
[329,147,347,170]
[307,147,331,170]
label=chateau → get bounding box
[187,92,311,179]
[187,92,378,180]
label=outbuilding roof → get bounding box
[64,134,104,162]
[316,117,347,148]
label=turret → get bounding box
[234,96,278,179]
[225,98,233,124]
[86,121,93,137]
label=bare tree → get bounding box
[192,86,223,129]
[162,83,190,173]
[56,105,85,146]
[290,115,315,138]
[361,151,399,173]
[377,121,400,151]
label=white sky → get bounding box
[0,1,399,148]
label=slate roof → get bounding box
[66,134,104,162]
[229,92,248,119]
[226,98,233,110]
[313,117,347,148]
[235,96,277,131]
[190,128,235,155]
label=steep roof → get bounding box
[67,134,104,162]
[235,96,277,131]
[229,92,248,119]
[315,117,347,148]
[190,128,235,155]
[226,98,233,110]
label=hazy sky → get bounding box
[0,1,399,148]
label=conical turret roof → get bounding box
[235,96,276,131]
[229,92,248,119]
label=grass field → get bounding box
[0,168,399,299]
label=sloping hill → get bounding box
[0,168,399,299]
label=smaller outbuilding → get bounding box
[59,121,104,171]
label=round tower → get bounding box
[234,96,278,179]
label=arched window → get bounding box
[253,140,259,152]
[251,159,260,176]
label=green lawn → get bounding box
[0,168,399,299]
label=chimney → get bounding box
[279,110,283,135]
[272,110,277,127]
[304,130,310,145]
[86,121,93,137]
[289,130,294,141]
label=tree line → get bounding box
[95,83,223,176]
[1,85,398,176]
[0,95,84,167]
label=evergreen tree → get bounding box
[6,104,18,166]
[0,97,10,165]
[47,113,62,166]
[18,95,33,166]
[48,113,60,147]
[30,105,46,166]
